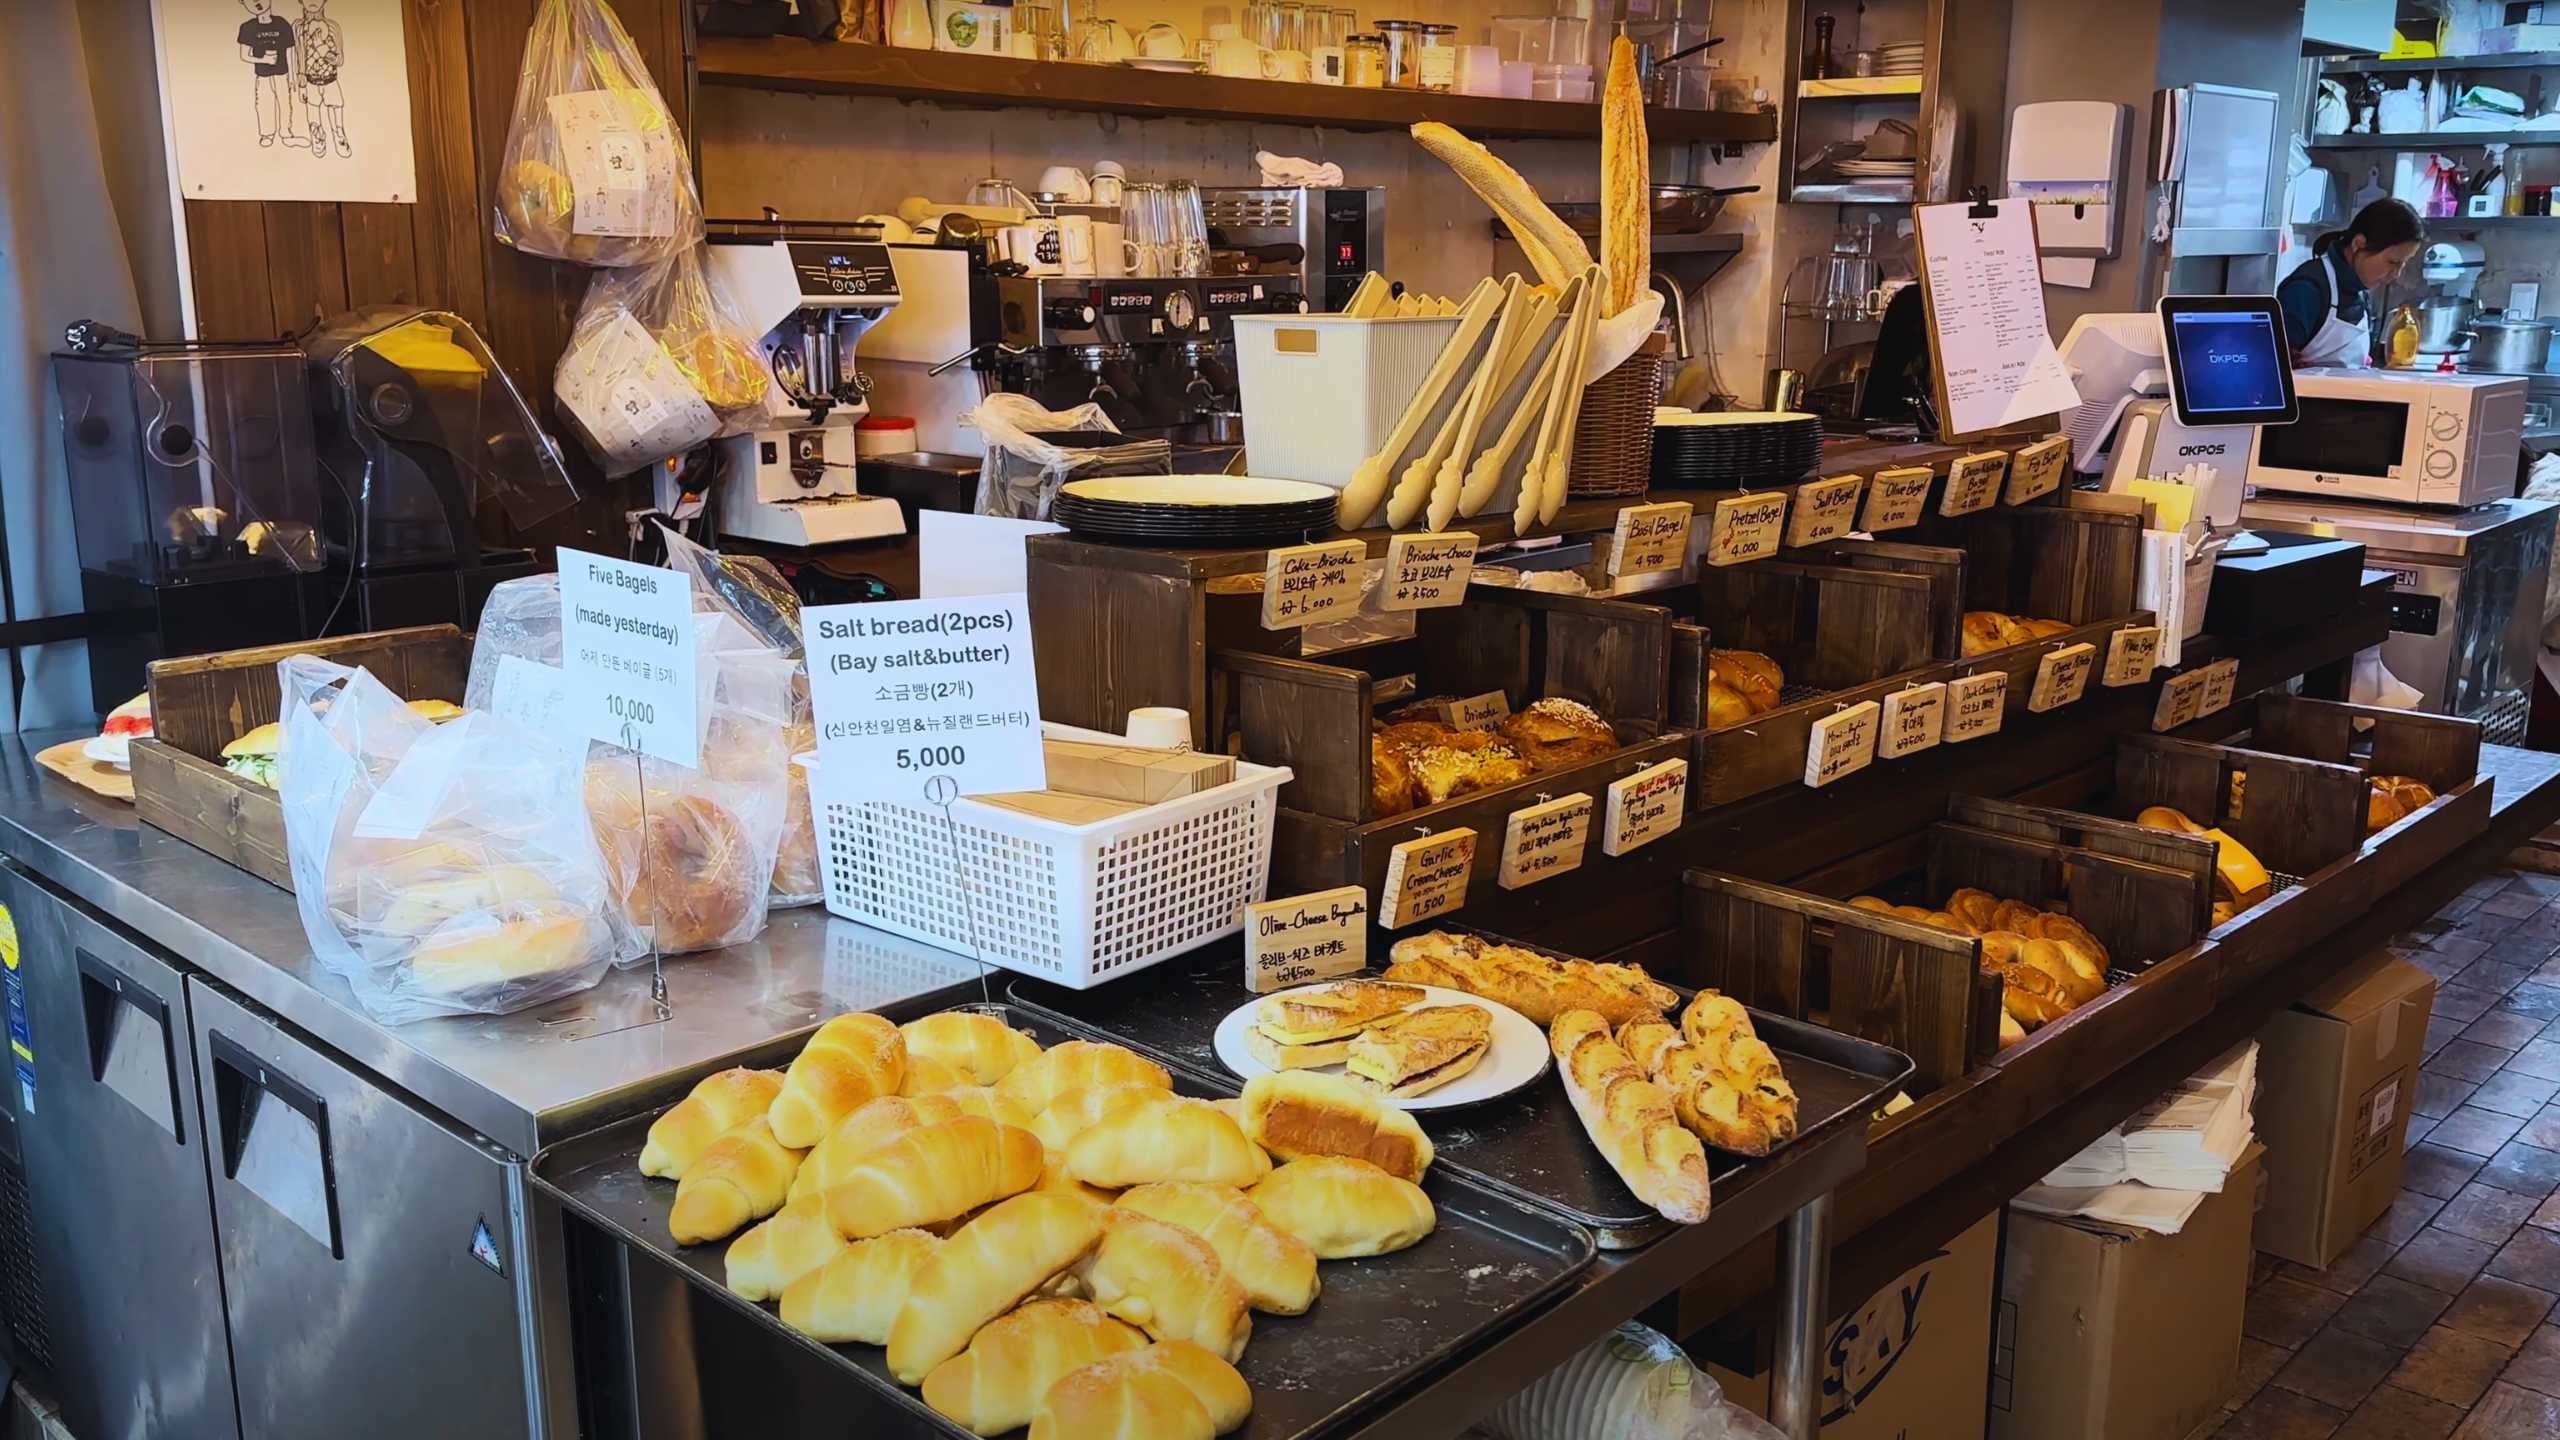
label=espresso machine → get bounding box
[1199,186,1385,312]
[980,274,1307,445]
[703,216,909,547]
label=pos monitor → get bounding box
[2158,294,2297,428]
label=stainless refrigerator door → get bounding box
[187,980,538,1440]
[0,864,240,1440]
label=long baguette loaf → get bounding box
[778,1228,941,1344]
[671,1117,807,1244]
[725,1194,846,1301]
[769,1012,907,1149]
[1115,1182,1320,1315]
[997,1040,1173,1116]
[789,1093,963,1204]
[887,1192,1107,1383]
[1381,931,1675,1027]
[1066,1096,1272,1190]
[639,1067,783,1178]
[823,1115,1045,1238]
[1598,36,1651,317]
[921,1298,1147,1436]
[901,1011,1044,1085]
[1411,122,1594,290]
[1028,1342,1254,1440]
[1550,1009,1712,1223]
[1074,1210,1253,1362]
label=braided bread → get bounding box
[1550,1009,1711,1223]
[1612,996,1801,1158]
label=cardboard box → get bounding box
[1042,739,1237,805]
[1709,1212,1998,1439]
[1990,1145,2263,1440]
[2252,952,2434,1269]
[975,790,1148,825]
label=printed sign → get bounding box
[1878,681,1947,760]
[1381,532,1478,611]
[1705,492,1789,567]
[1608,502,1696,578]
[1602,759,1689,857]
[1500,793,1593,890]
[2028,642,2098,713]
[2103,626,2162,687]
[1263,540,1368,629]
[559,547,700,767]
[1861,467,1935,533]
[1945,671,2008,743]
[1804,701,1882,788]
[2006,435,2071,505]
[1939,452,2007,517]
[805,593,1046,806]
[1380,829,1477,929]
[1786,474,1866,550]
[1245,885,1370,993]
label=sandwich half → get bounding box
[1345,1005,1492,1098]
[1246,979,1426,1070]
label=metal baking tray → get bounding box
[530,1002,1596,1440]
[1008,937,1913,1249]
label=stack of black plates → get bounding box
[1053,475,1340,546]
[1651,411,1826,489]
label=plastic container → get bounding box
[1491,13,1589,63]
[1531,62,1595,102]
[855,415,918,456]
[1416,23,1459,89]
[804,726,1289,987]
[1229,311,1461,490]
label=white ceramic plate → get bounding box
[1060,475,1339,507]
[82,734,132,771]
[1211,983,1550,1111]
[1657,409,1819,427]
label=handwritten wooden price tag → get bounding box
[2152,668,2209,731]
[2006,435,2071,505]
[1379,828,1477,929]
[1601,758,1689,857]
[1432,691,1510,730]
[2197,656,2241,716]
[1860,467,1935,533]
[2028,642,2099,713]
[1877,681,1947,760]
[1262,539,1367,629]
[1380,532,1478,612]
[1945,671,2008,743]
[1803,700,1882,788]
[1786,473,1866,550]
[1939,452,2008,518]
[1244,885,1369,993]
[1499,793,1592,890]
[1706,492,1789,567]
[2102,625,2162,687]
[1607,501,1695,579]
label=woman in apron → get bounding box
[2278,198,2424,368]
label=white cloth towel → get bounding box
[1256,150,1345,187]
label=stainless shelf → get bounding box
[2309,130,2560,150]
[2315,49,2560,73]
[1790,182,1917,204]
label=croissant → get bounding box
[1115,1182,1320,1315]
[997,1040,1173,1116]
[823,1115,1046,1238]
[1028,1341,1254,1440]
[921,1298,1146,1436]
[887,1192,1107,1384]
[724,1195,845,1301]
[640,1068,783,1179]
[671,1117,805,1245]
[1066,1097,1273,1189]
[1074,1209,1253,1362]
[902,1011,1045,1085]
[778,1228,941,1344]
[788,1093,964,1205]
[769,1012,906,1149]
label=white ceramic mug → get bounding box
[1208,35,1280,77]
[1054,214,1098,275]
[1269,47,1313,81]
[1125,707,1193,750]
[1091,172,1124,206]
[1037,165,1093,203]
[998,220,1062,275]
[1136,21,1190,57]
[1093,221,1135,276]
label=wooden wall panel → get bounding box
[184,201,279,339]
[263,202,352,333]
[341,202,422,306]
[402,0,487,328]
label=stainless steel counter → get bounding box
[0,730,992,1157]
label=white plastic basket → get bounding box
[800,726,1291,988]
[1231,313,1460,489]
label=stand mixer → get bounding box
[703,216,909,548]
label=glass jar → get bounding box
[1415,23,1458,90]
[1376,19,1424,87]
[1344,32,1389,86]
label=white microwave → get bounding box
[2247,368,2523,508]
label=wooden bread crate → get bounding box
[130,626,472,891]
[1922,494,2158,721]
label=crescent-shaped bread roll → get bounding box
[920,1298,1146,1436]
[1032,1082,1170,1152]
[778,1228,941,1344]
[789,1093,964,1204]
[769,1012,907,1149]
[639,1068,783,1179]
[823,1115,1046,1239]
[1074,1210,1253,1362]
[899,1053,970,1096]
[1039,1147,1121,1208]
[671,1117,806,1245]
[1114,1182,1320,1315]
[724,1194,846,1301]
[1067,1097,1273,1189]
[886,1192,1107,1384]
[944,1083,1038,1129]
[1029,1342,1254,1440]
[1246,1155,1436,1258]
[901,1011,1045,1085]
[997,1041,1173,1117]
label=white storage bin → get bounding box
[1232,313,1460,491]
[802,726,1290,988]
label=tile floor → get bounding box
[2215,867,2560,1439]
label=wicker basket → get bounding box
[1567,332,1669,499]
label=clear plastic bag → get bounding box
[555,250,764,476]
[1486,1323,1785,1440]
[964,393,1172,518]
[279,656,635,1025]
[493,0,704,266]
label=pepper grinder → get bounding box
[1806,12,1837,79]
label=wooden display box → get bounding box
[130,626,472,891]
[1922,494,2155,721]
[1216,586,1687,905]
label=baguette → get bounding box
[1598,36,1651,317]
[1067,1096,1273,1189]
[921,1298,1147,1436]
[778,1228,941,1344]
[1115,1182,1320,1315]
[789,1093,964,1204]
[1028,1342,1254,1440]
[1381,930,1676,1027]
[887,1192,1107,1384]
[671,1117,807,1245]
[725,1194,845,1301]
[997,1040,1173,1116]
[1032,1082,1169,1152]
[769,1012,907,1149]
[639,1067,783,1179]
[1247,1155,1436,1258]
[1551,1009,1711,1223]
[1237,1070,1433,1183]
[902,1011,1045,1085]
[823,1115,1046,1239]
[1075,1210,1254,1362]
[1410,122,1594,290]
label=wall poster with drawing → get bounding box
[156,0,418,204]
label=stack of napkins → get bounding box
[2013,1042,2258,1234]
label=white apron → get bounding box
[2300,252,2372,367]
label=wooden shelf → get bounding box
[2309,130,2560,149]
[1799,75,1924,98]
[696,37,1779,144]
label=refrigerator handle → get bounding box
[74,948,186,1145]
[209,1029,344,1259]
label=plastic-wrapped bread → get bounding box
[886,1192,1107,1383]
[920,1298,1146,1436]
[768,1012,907,1149]
[724,1194,844,1301]
[1246,1155,1436,1259]
[1066,1096,1272,1189]
[1073,1210,1253,1361]
[823,1115,1045,1238]
[778,1228,941,1344]
[1550,1010,1711,1223]
[671,1117,806,1244]
[1028,1342,1254,1440]
[787,1093,963,1204]
[997,1040,1172,1116]
[638,1067,782,1178]
[1114,1182,1320,1315]
[901,1011,1044,1085]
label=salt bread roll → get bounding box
[886,1192,1106,1384]
[919,1298,1145,1435]
[724,1195,844,1301]
[902,1011,1044,1084]
[997,1040,1172,1115]
[671,1117,805,1245]
[639,1067,782,1178]
[823,1115,1044,1239]
[788,1093,963,1204]
[1028,1341,1253,1440]
[1067,1096,1272,1189]
[1115,1181,1319,1315]
[769,1012,906,1149]
[1073,1210,1253,1362]
[1247,1155,1436,1258]
[778,1228,940,1343]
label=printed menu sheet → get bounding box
[1914,200,2082,439]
